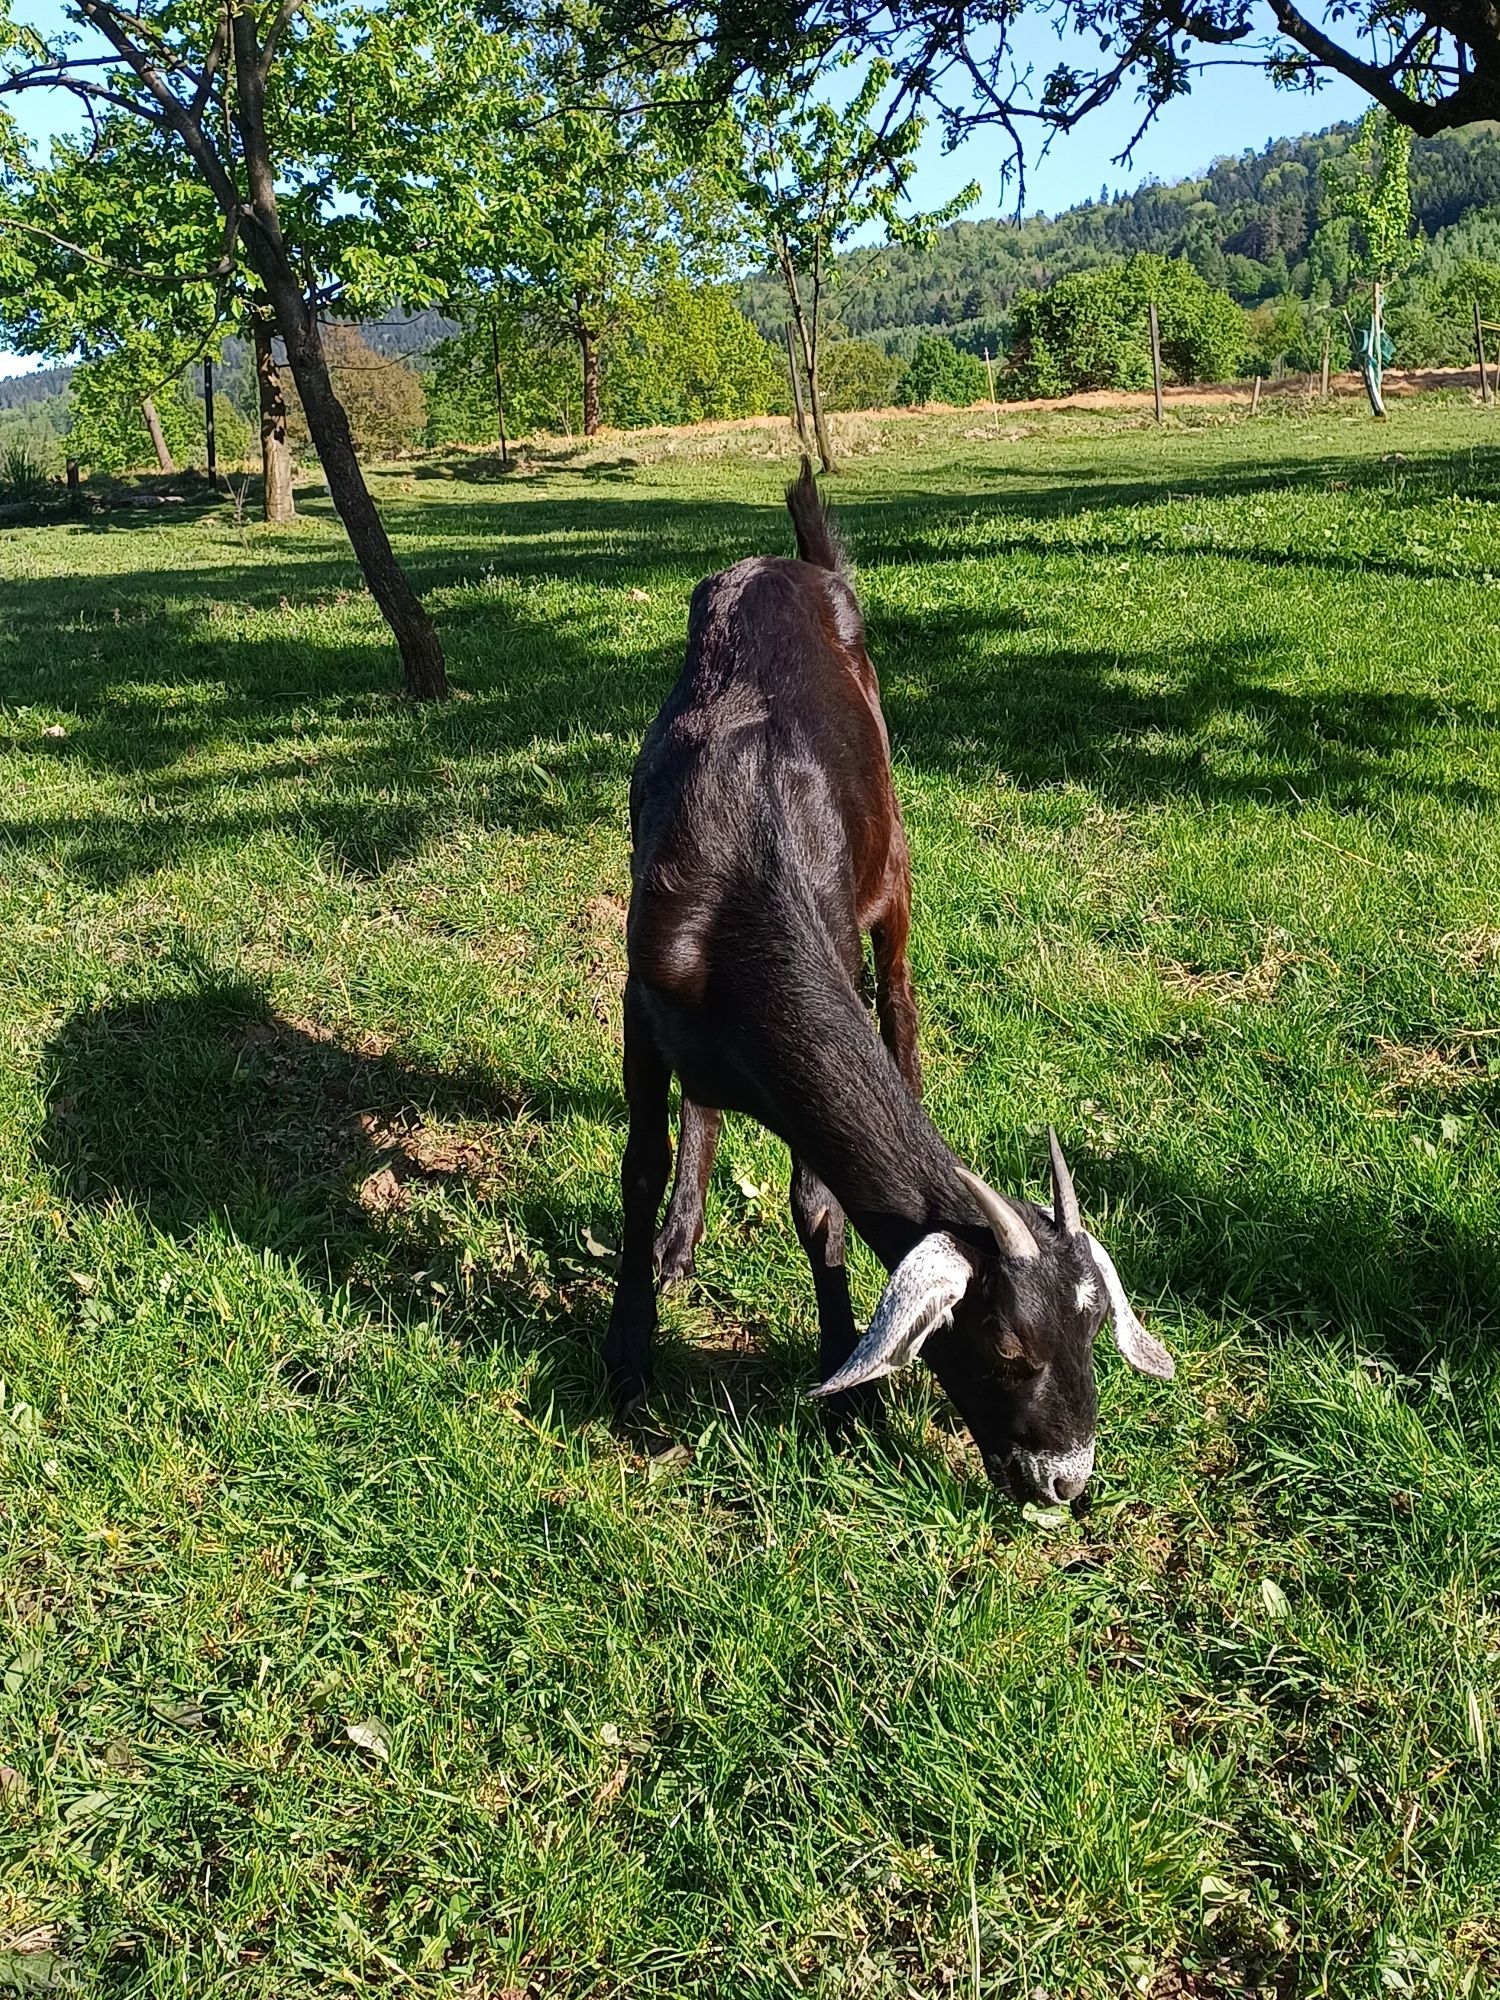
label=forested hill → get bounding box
[741,120,1500,347]
[0,364,72,411]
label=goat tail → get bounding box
[785,455,846,574]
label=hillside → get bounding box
[741,119,1500,351]
[0,364,72,412]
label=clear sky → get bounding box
[0,21,1370,379]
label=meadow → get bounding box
[2,397,1500,1997]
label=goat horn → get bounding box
[1049,1128,1081,1237]
[954,1164,1040,1263]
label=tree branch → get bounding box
[79,0,243,215]
[0,214,222,283]
[259,0,306,79]
[0,69,165,123]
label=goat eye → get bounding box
[993,1328,1028,1364]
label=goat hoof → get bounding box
[653,1227,698,1287]
[816,1384,881,1435]
[607,1366,652,1420]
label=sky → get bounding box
[0,19,1370,379]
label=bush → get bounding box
[1390,258,1500,367]
[1003,255,1246,398]
[819,339,902,411]
[289,326,426,457]
[66,361,251,474]
[0,439,51,500]
[894,335,987,407]
[605,285,784,427]
[425,321,582,444]
[427,286,786,444]
[1244,296,1320,376]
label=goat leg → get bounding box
[604,982,672,1413]
[790,1158,875,1426]
[654,1100,720,1285]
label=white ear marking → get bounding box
[1074,1275,1099,1312]
[1084,1232,1175,1381]
[810,1233,973,1398]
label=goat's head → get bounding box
[810,1132,1173,1505]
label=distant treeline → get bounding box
[739,119,1500,354]
[0,365,73,411]
[5,119,1499,473]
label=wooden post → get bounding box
[983,347,1001,439]
[1320,327,1331,401]
[1475,299,1492,407]
[66,458,81,508]
[204,358,218,486]
[1148,303,1164,423]
[785,321,809,449]
[1251,374,1262,416]
[489,316,510,468]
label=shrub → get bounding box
[1003,255,1246,398]
[605,284,784,427]
[425,320,583,444]
[819,339,902,411]
[1244,296,1319,376]
[289,326,426,457]
[0,439,51,500]
[894,335,987,407]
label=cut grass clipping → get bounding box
[2,399,1499,1995]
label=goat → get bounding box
[605,461,1173,1504]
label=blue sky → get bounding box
[0,20,1369,378]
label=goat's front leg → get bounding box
[871,907,922,1099]
[604,981,672,1414]
[654,1100,720,1285]
[790,1158,872,1422]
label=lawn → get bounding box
[2,397,1500,1998]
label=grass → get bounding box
[2,395,1500,1997]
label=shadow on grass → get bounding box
[7,452,1498,889]
[36,979,797,1430]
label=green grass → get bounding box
[2,398,1500,1997]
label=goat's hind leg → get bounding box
[871,904,922,1099]
[791,1158,874,1425]
[604,980,673,1414]
[655,1100,720,1284]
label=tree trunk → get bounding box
[579,327,601,437]
[805,353,836,475]
[141,396,175,472]
[777,240,835,473]
[267,280,447,696]
[253,311,295,524]
[805,241,837,475]
[95,3,445,696]
[226,10,446,698]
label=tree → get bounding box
[68,346,251,471]
[894,334,986,405]
[448,8,729,440]
[0,0,493,698]
[606,0,1498,190]
[425,310,583,444]
[287,325,426,456]
[820,338,902,410]
[0,114,299,521]
[1004,255,1245,397]
[604,281,784,426]
[1322,108,1414,413]
[736,56,977,471]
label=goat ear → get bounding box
[810,1234,973,1397]
[1085,1232,1175,1381]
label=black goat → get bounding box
[605,461,1173,1503]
